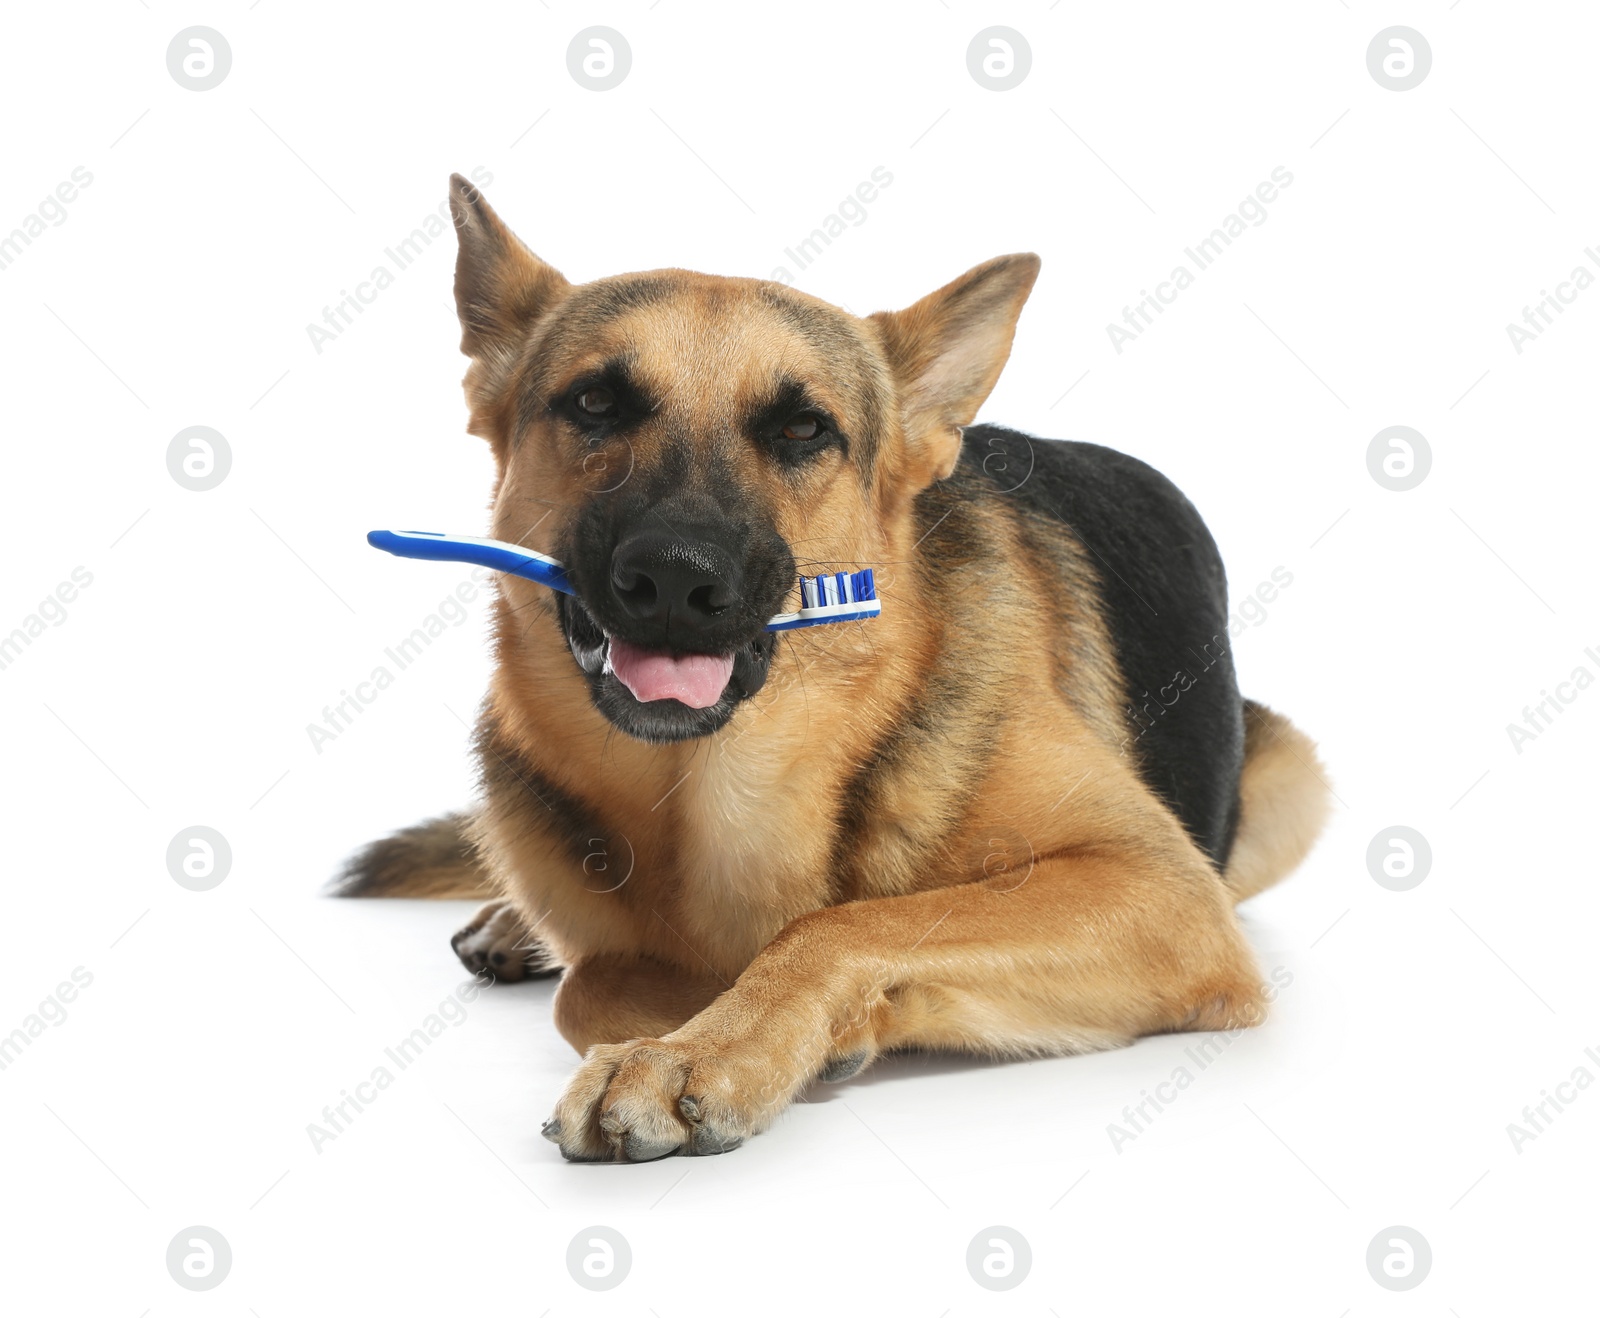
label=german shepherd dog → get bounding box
[336,175,1330,1162]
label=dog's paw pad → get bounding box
[622,1132,681,1162]
[819,1050,870,1083]
[689,1123,743,1156]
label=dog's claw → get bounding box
[672,1093,740,1154]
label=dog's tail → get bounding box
[1223,700,1332,904]
[327,811,497,899]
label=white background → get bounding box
[2,2,1595,1313]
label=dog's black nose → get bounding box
[609,532,740,644]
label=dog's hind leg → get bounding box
[331,813,559,980]
[1224,701,1332,905]
[451,901,560,982]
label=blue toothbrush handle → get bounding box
[367,529,574,595]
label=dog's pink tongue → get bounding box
[607,639,734,709]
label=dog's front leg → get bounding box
[545,845,1265,1162]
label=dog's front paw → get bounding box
[545,1037,778,1162]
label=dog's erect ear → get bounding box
[868,254,1040,487]
[448,173,569,363]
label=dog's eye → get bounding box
[575,387,616,417]
[781,414,823,441]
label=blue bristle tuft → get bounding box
[786,568,877,616]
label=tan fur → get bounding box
[1224,701,1335,904]
[340,175,1331,1162]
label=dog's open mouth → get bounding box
[556,592,775,742]
[605,639,735,710]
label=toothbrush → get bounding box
[367,529,880,631]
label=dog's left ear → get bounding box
[869,253,1040,487]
